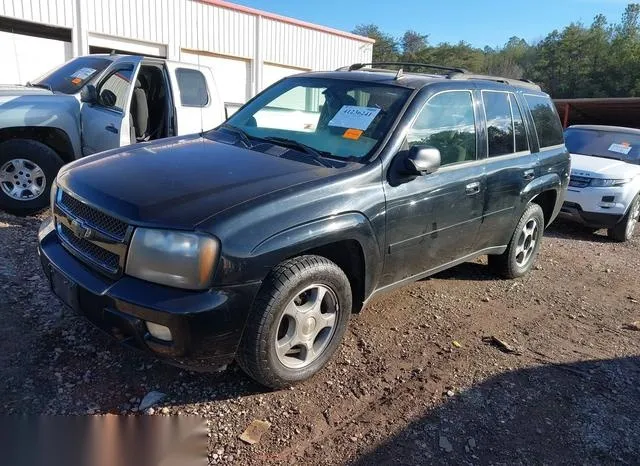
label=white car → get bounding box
[560,125,640,241]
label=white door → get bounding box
[80,57,142,155]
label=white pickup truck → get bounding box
[0,54,225,215]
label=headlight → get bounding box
[126,229,219,290]
[49,179,58,212]
[589,178,630,187]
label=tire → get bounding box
[488,203,545,279]
[0,139,64,216]
[237,255,352,389]
[608,194,640,242]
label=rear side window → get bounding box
[176,68,209,107]
[524,94,564,148]
[483,91,513,157]
[510,94,529,152]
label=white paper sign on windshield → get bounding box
[71,68,96,80]
[328,106,381,131]
[608,143,632,155]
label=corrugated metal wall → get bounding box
[0,0,74,28]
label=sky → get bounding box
[231,0,631,48]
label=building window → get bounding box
[176,68,209,107]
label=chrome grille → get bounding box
[59,191,128,240]
[569,175,590,188]
[58,224,120,273]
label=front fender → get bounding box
[216,212,383,297]
[0,94,82,156]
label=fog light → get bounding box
[602,195,615,203]
[145,322,172,342]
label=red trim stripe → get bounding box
[198,0,375,44]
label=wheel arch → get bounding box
[0,126,76,164]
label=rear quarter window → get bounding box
[176,68,209,107]
[524,94,564,148]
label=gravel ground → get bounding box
[1,210,639,465]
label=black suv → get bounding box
[38,63,569,388]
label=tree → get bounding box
[352,24,399,62]
[401,30,429,57]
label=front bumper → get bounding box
[559,201,623,228]
[38,218,260,371]
[560,186,628,228]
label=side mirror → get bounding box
[80,84,97,103]
[405,145,441,175]
[99,89,117,108]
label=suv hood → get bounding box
[569,153,640,179]
[57,135,344,228]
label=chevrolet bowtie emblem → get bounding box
[70,218,94,240]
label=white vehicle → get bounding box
[0,54,225,215]
[560,125,640,241]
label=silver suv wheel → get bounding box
[0,158,47,201]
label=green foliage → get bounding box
[352,3,640,98]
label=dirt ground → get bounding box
[1,210,639,465]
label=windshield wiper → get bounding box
[262,137,332,158]
[26,82,52,91]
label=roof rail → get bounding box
[447,72,541,91]
[341,62,469,74]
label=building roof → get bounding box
[199,1,375,44]
[555,97,640,129]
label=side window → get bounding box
[98,67,134,113]
[408,91,476,167]
[510,94,529,152]
[524,94,564,148]
[176,69,209,107]
[483,91,514,157]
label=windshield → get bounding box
[221,77,412,160]
[564,127,640,164]
[30,56,112,94]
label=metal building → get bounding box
[0,0,373,110]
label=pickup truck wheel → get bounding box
[237,255,352,389]
[608,194,640,242]
[0,139,63,216]
[488,203,544,279]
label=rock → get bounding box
[145,407,155,415]
[239,419,272,445]
[605,268,612,273]
[623,321,640,331]
[446,390,455,397]
[482,296,491,302]
[139,391,166,411]
[439,435,453,453]
[161,407,170,415]
[350,436,358,442]
[468,437,476,448]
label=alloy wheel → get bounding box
[0,158,47,201]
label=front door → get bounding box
[381,89,485,287]
[80,56,142,155]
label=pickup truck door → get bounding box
[80,56,143,155]
[164,61,225,135]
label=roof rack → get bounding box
[337,62,541,90]
[447,71,541,91]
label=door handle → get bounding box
[105,124,119,134]
[523,169,535,181]
[465,181,481,195]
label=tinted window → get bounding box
[98,67,133,113]
[524,94,564,148]
[564,128,640,164]
[483,91,514,157]
[510,94,529,152]
[176,69,209,107]
[408,91,476,166]
[31,56,111,94]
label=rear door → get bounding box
[165,62,225,135]
[474,89,539,250]
[80,56,142,155]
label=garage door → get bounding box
[0,31,72,85]
[262,63,308,90]
[180,50,251,116]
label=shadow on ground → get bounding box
[352,356,640,465]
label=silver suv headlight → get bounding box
[126,228,219,290]
[589,178,630,187]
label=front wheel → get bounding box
[608,194,640,242]
[0,139,63,216]
[236,255,352,389]
[489,203,545,279]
